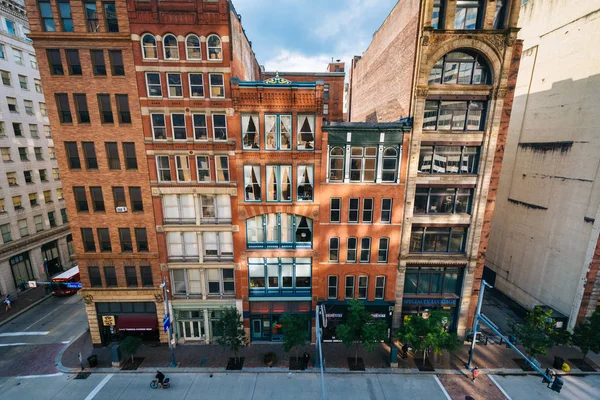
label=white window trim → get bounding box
[381,198,392,223]
[141,33,158,60]
[329,237,339,262]
[150,113,167,141]
[328,275,338,299]
[145,72,162,98]
[379,238,389,263]
[375,276,386,300]
[185,34,202,61]
[360,237,371,263]
[212,114,228,141]
[167,73,183,99]
[188,73,205,98]
[348,198,359,223]
[206,34,223,61]
[192,113,208,141]
[171,113,187,141]
[345,276,355,299]
[358,275,368,299]
[162,34,180,61]
[209,73,225,99]
[156,156,171,182]
[347,237,357,263]
[175,155,191,183]
[214,155,229,183]
[196,155,211,183]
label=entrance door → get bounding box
[42,241,62,276]
[252,319,262,340]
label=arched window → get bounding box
[382,147,398,182]
[428,50,490,85]
[141,34,157,59]
[329,147,344,182]
[163,34,179,60]
[186,34,201,60]
[207,34,222,60]
[246,214,313,249]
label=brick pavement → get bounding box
[0,287,49,324]
[438,374,506,400]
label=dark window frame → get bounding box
[115,94,131,124]
[73,186,89,212]
[119,227,133,252]
[104,266,117,287]
[73,93,90,123]
[125,266,138,287]
[90,49,106,76]
[89,186,105,212]
[55,93,72,123]
[423,100,486,131]
[129,187,143,212]
[108,50,124,76]
[88,266,102,287]
[105,142,120,170]
[97,227,111,252]
[97,94,114,123]
[47,49,63,75]
[409,226,468,254]
[414,187,473,214]
[418,145,480,175]
[122,142,137,170]
[135,228,149,252]
[65,49,82,75]
[81,227,95,252]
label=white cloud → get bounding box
[263,50,348,73]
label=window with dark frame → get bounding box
[378,238,389,263]
[103,2,119,32]
[90,50,106,76]
[119,228,133,252]
[104,266,117,287]
[73,186,89,212]
[329,237,339,262]
[414,187,473,214]
[65,49,82,75]
[97,94,113,123]
[381,198,392,223]
[328,276,337,299]
[39,1,56,32]
[431,0,444,29]
[140,266,153,287]
[88,266,102,287]
[97,228,111,252]
[47,49,63,75]
[122,143,137,170]
[109,50,124,76]
[64,142,80,169]
[330,198,341,223]
[360,237,371,263]
[423,100,485,131]
[454,0,482,30]
[403,267,462,296]
[55,94,72,123]
[429,51,490,85]
[135,228,149,252]
[81,228,95,252]
[409,226,468,253]
[116,94,131,123]
[73,94,90,123]
[57,0,73,32]
[112,187,126,209]
[345,276,355,299]
[82,142,97,169]
[347,237,357,263]
[48,211,56,227]
[362,198,373,223]
[105,142,120,169]
[84,1,99,32]
[418,146,480,175]
[129,187,143,212]
[125,266,138,287]
[90,186,105,212]
[349,198,359,223]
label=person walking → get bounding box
[3,295,11,312]
[472,366,479,382]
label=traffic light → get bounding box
[550,377,564,393]
[542,368,552,384]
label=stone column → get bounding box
[444,0,457,30]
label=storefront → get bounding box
[95,302,159,345]
[401,298,459,331]
[9,252,34,289]
[248,301,312,342]
[321,302,394,342]
[172,302,236,343]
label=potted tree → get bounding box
[263,352,278,367]
[120,336,143,370]
[216,307,248,370]
[281,314,310,370]
[569,310,599,370]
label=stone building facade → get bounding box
[0,0,72,298]
[349,0,523,336]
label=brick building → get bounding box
[349,0,523,337]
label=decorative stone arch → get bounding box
[420,38,503,87]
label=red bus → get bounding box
[51,266,81,295]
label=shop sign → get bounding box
[403,298,457,306]
[102,315,115,326]
[326,313,343,318]
[371,313,386,318]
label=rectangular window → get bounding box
[104,267,117,287]
[1,148,10,162]
[34,215,43,232]
[30,124,39,137]
[358,276,368,299]
[104,2,118,32]
[209,73,225,98]
[330,198,341,223]
[85,1,99,32]
[424,100,485,131]
[196,156,210,182]
[24,171,33,184]
[381,198,392,223]
[167,232,199,262]
[112,186,126,208]
[44,125,52,138]
[409,226,468,253]
[349,198,359,223]
[74,94,90,123]
[19,147,28,161]
[47,49,63,75]
[114,94,131,124]
[89,266,102,287]
[167,73,183,98]
[97,228,111,251]
[242,114,259,149]
[212,114,227,141]
[97,94,113,123]
[44,190,52,203]
[163,194,195,224]
[360,237,371,263]
[151,114,166,140]
[1,70,11,86]
[129,187,143,212]
[297,165,314,201]
[345,276,355,299]
[58,0,73,32]
[48,211,57,227]
[146,73,162,97]
[34,79,43,93]
[109,50,124,76]
[297,115,315,150]
[56,188,64,200]
[7,97,17,112]
[329,237,339,262]
[455,0,480,29]
[244,165,261,201]
[39,169,47,181]
[156,156,172,182]
[19,75,28,90]
[414,188,473,214]
[125,266,138,287]
[33,147,43,160]
[324,84,330,100]
[7,172,17,186]
[18,219,29,237]
[140,266,153,287]
[0,44,4,60]
[53,168,60,180]
[266,165,292,202]
[378,238,389,263]
[30,55,38,69]
[323,103,329,115]
[12,123,22,136]
[362,198,373,223]
[122,143,137,170]
[56,94,72,123]
[60,208,68,223]
[105,142,120,169]
[81,228,96,252]
[65,49,82,75]
[24,100,34,115]
[375,276,385,299]
[90,186,105,212]
[265,114,292,150]
[0,223,12,243]
[12,195,22,209]
[347,237,357,263]
[418,145,480,175]
[65,142,80,169]
[39,1,56,32]
[13,49,23,65]
[215,156,229,183]
[192,114,207,141]
[135,228,149,252]
[328,276,338,299]
[90,50,106,76]
[171,113,186,140]
[73,186,89,212]
[119,228,133,252]
[189,73,204,97]
[175,155,191,182]
[350,147,377,182]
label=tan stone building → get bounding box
[349,0,523,336]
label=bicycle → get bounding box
[150,377,170,389]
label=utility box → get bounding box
[390,346,398,367]
[111,344,123,368]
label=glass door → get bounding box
[252,318,262,340]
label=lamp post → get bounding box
[160,280,177,367]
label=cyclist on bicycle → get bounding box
[155,370,165,387]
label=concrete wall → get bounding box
[486,0,600,328]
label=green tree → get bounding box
[120,336,142,363]
[281,314,310,360]
[508,306,557,359]
[396,310,460,366]
[571,310,600,360]
[215,307,247,363]
[336,299,387,365]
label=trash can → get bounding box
[553,356,564,370]
[87,355,98,368]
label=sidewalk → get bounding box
[0,287,51,325]
[59,330,600,375]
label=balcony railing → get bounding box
[168,255,200,263]
[203,254,234,263]
[163,218,196,225]
[200,217,232,225]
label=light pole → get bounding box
[467,278,492,368]
[160,280,177,367]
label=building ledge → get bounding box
[0,224,70,259]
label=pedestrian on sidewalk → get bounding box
[472,367,479,382]
[402,343,408,359]
[3,295,11,312]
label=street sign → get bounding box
[102,316,115,326]
[66,282,82,289]
[28,281,37,288]
[163,314,170,332]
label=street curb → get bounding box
[55,328,89,374]
[0,294,53,327]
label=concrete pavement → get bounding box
[490,374,600,399]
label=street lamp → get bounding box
[160,280,177,367]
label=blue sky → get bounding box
[232,0,397,72]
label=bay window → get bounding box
[266,165,292,202]
[162,194,195,224]
[414,188,473,214]
[247,213,312,249]
[265,115,291,150]
[244,165,261,201]
[248,257,312,296]
[297,115,315,150]
[409,226,468,253]
[167,231,199,262]
[423,100,485,131]
[418,146,479,174]
[296,165,314,201]
[242,114,259,149]
[403,267,462,296]
[202,232,233,261]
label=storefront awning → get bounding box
[116,314,157,331]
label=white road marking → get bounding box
[61,340,70,344]
[84,374,113,400]
[0,331,49,337]
[23,300,69,331]
[0,343,27,347]
[433,375,451,400]
[17,372,63,379]
[489,375,513,400]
